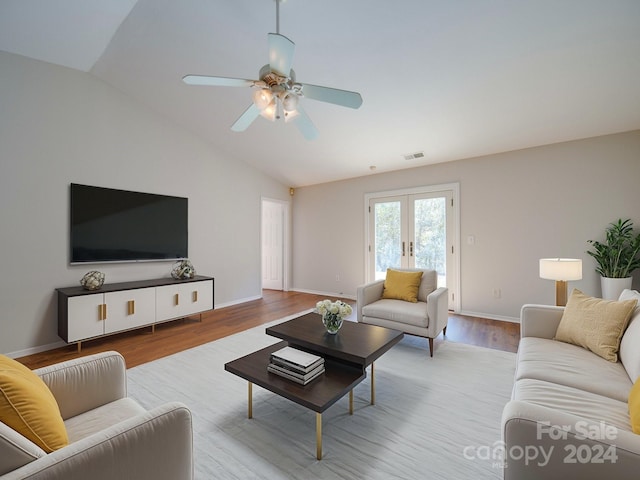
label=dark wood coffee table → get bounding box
[224,312,404,459]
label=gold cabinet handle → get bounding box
[192,290,198,302]
[98,304,107,320]
[127,300,135,315]
[174,293,179,306]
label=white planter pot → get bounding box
[600,276,633,300]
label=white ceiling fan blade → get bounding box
[231,104,260,132]
[183,75,256,87]
[268,33,295,77]
[290,107,318,140]
[300,83,363,109]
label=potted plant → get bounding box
[587,218,640,299]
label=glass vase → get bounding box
[322,313,344,334]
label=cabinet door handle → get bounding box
[98,304,103,320]
[128,300,135,315]
[410,241,414,257]
[174,293,179,306]
[98,304,107,320]
[193,291,198,302]
[402,241,406,257]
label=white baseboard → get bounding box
[214,295,263,310]
[7,340,68,359]
[457,310,520,323]
[290,288,356,301]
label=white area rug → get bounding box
[127,313,516,479]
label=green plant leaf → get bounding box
[586,218,640,278]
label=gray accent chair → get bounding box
[356,268,449,356]
[0,351,193,480]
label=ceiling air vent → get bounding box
[403,151,425,161]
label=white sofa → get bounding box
[501,290,640,479]
[356,268,449,356]
[0,351,193,480]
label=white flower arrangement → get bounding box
[316,299,353,333]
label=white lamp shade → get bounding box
[259,98,278,121]
[284,108,299,123]
[253,88,274,110]
[280,91,298,112]
[539,258,582,281]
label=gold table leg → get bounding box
[349,390,354,415]
[371,362,375,405]
[248,382,253,419]
[316,413,322,460]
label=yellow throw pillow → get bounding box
[555,289,638,362]
[630,379,640,434]
[381,269,423,303]
[0,355,68,452]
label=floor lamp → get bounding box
[539,258,583,306]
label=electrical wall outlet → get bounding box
[493,288,501,299]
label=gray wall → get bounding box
[291,130,640,320]
[0,51,290,356]
[2,49,639,356]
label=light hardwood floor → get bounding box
[16,290,520,369]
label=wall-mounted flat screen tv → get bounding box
[70,183,188,264]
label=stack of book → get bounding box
[268,346,325,385]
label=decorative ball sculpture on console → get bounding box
[80,271,105,291]
[171,259,196,280]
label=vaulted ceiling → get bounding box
[2,0,639,186]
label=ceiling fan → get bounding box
[182,0,362,140]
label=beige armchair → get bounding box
[357,268,449,356]
[0,351,193,480]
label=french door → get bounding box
[366,184,459,310]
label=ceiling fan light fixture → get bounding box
[183,0,361,139]
[253,88,274,110]
[259,98,278,121]
[284,108,299,123]
[280,91,298,112]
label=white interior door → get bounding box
[262,199,285,290]
[366,184,459,310]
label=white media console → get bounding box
[57,275,214,351]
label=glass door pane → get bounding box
[412,196,447,288]
[372,199,405,279]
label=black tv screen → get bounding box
[70,183,188,264]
